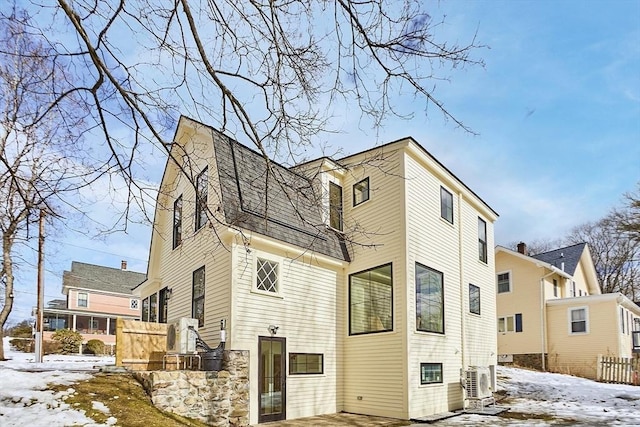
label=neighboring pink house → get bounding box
[42,261,145,350]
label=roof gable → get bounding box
[531,243,587,276]
[63,261,146,295]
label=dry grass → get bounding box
[51,373,210,427]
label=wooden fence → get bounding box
[597,355,640,385]
[115,318,168,371]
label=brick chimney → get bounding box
[121,260,127,270]
[517,242,527,255]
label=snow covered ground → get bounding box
[1,337,640,426]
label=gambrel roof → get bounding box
[62,261,146,295]
[211,128,350,261]
[530,242,588,276]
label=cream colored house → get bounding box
[136,116,498,424]
[495,243,640,379]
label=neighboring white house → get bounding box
[135,116,499,424]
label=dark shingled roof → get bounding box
[531,243,587,276]
[63,261,147,294]
[212,130,350,261]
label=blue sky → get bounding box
[8,0,639,322]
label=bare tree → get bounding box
[614,182,640,242]
[565,214,640,299]
[0,10,90,360]
[0,1,484,225]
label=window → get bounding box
[159,287,169,323]
[193,266,205,327]
[621,307,626,334]
[149,293,158,322]
[195,168,208,230]
[78,292,88,308]
[420,363,443,385]
[329,182,343,231]
[416,263,444,334]
[349,263,393,335]
[478,217,487,263]
[497,272,511,294]
[130,299,139,310]
[142,297,150,321]
[553,279,558,297]
[498,314,522,333]
[256,258,279,293]
[353,177,370,206]
[289,353,323,375]
[440,187,453,224]
[569,307,587,334]
[469,284,480,315]
[571,281,576,297]
[173,195,183,248]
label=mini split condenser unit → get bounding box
[166,317,198,354]
[465,366,493,399]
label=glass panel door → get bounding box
[258,336,286,423]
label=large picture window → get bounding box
[193,266,205,327]
[440,187,453,224]
[195,168,208,230]
[289,353,323,375]
[416,263,444,333]
[478,217,487,263]
[173,195,183,248]
[329,182,343,231]
[349,263,393,335]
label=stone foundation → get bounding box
[134,350,249,427]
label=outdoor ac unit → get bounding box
[465,367,492,399]
[166,317,198,354]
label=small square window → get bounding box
[257,258,279,293]
[353,178,370,206]
[130,299,139,310]
[440,187,453,224]
[420,363,443,384]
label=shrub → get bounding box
[51,329,83,354]
[7,320,33,338]
[43,340,61,355]
[9,338,33,353]
[85,339,105,355]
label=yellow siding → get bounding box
[230,239,343,425]
[547,297,619,379]
[546,295,640,379]
[404,151,497,417]
[495,251,564,356]
[340,148,407,419]
[137,120,232,346]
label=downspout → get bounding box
[539,269,556,372]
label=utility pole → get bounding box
[35,209,45,363]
